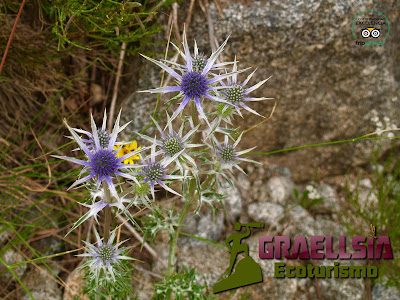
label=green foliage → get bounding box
[195,178,225,215]
[142,207,180,244]
[153,266,216,300]
[41,0,176,55]
[342,147,400,289]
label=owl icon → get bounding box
[361,28,380,38]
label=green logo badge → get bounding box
[213,222,264,294]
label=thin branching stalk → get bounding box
[167,102,200,278]
[167,180,196,278]
[103,181,112,243]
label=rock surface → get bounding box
[205,0,399,181]
[372,278,400,300]
[182,210,225,247]
[63,267,90,300]
[266,176,295,205]
[0,249,27,281]
[247,202,284,231]
[219,183,243,219]
[21,267,62,300]
[311,184,339,213]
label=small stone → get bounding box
[0,225,11,245]
[219,183,243,219]
[176,243,228,287]
[283,205,316,237]
[248,202,284,231]
[309,184,338,213]
[63,267,90,300]
[90,83,103,105]
[21,266,62,300]
[0,249,27,281]
[266,176,294,205]
[360,178,373,189]
[236,172,251,197]
[181,210,225,247]
[358,189,378,210]
[317,260,365,300]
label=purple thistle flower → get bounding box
[135,115,201,168]
[132,143,184,200]
[78,229,134,282]
[220,58,273,118]
[71,110,114,151]
[215,133,260,174]
[53,110,145,201]
[140,29,243,124]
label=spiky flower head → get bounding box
[143,162,164,183]
[181,71,208,99]
[136,115,201,170]
[98,130,111,148]
[220,59,273,118]
[226,84,244,106]
[219,143,236,163]
[140,29,243,125]
[52,110,145,201]
[214,133,260,174]
[124,179,153,211]
[131,142,185,200]
[78,229,134,282]
[134,181,150,196]
[163,135,184,156]
[72,111,111,151]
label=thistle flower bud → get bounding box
[226,84,244,105]
[219,143,236,164]
[143,162,165,183]
[192,54,207,72]
[162,136,184,157]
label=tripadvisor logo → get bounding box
[352,10,390,46]
[213,222,394,294]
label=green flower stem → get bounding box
[167,179,196,278]
[191,101,200,145]
[103,180,112,243]
[201,174,214,189]
[247,135,400,156]
[167,101,200,278]
[104,206,111,244]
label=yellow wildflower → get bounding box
[114,140,141,164]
